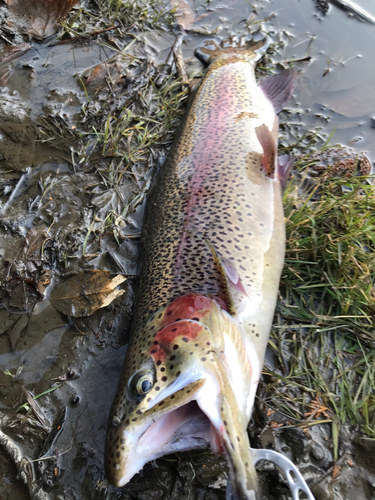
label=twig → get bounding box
[155,32,184,86]
[280,56,312,64]
[50,20,138,46]
[173,44,188,82]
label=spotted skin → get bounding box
[106,42,291,500]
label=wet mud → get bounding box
[0,1,375,499]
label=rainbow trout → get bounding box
[105,39,296,499]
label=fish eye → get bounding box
[127,364,155,401]
[136,373,153,395]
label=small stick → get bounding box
[173,45,187,82]
[155,32,184,86]
[50,20,138,46]
[50,25,118,46]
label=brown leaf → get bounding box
[332,463,342,480]
[0,43,31,65]
[50,270,126,317]
[22,388,52,431]
[85,62,123,90]
[37,269,53,295]
[6,0,79,39]
[171,0,195,30]
[24,227,47,259]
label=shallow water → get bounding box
[0,1,375,499]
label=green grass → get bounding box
[264,158,375,442]
[79,73,189,244]
[56,0,176,43]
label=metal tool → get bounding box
[250,448,315,500]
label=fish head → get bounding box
[105,294,259,499]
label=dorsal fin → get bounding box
[259,68,297,113]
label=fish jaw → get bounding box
[105,379,209,487]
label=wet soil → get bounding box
[0,1,375,499]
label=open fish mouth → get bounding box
[137,400,213,456]
[106,379,221,488]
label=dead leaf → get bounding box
[0,43,31,65]
[269,421,284,429]
[50,270,126,317]
[24,228,48,260]
[0,311,17,335]
[22,388,52,431]
[85,62,123,90]
[332,463,342,480]
[171,0,195,30]
[37,269,53,295]
[6,0,79,39]
[8,314,28,351]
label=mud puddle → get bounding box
[0,1,375,499]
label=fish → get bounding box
[105,38,297,500]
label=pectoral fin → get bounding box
[206,240,250,318]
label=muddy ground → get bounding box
[0,1,375,499]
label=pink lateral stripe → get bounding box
[174,64,239,276]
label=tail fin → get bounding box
[195,36,269,66]
[259,69,298,113]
